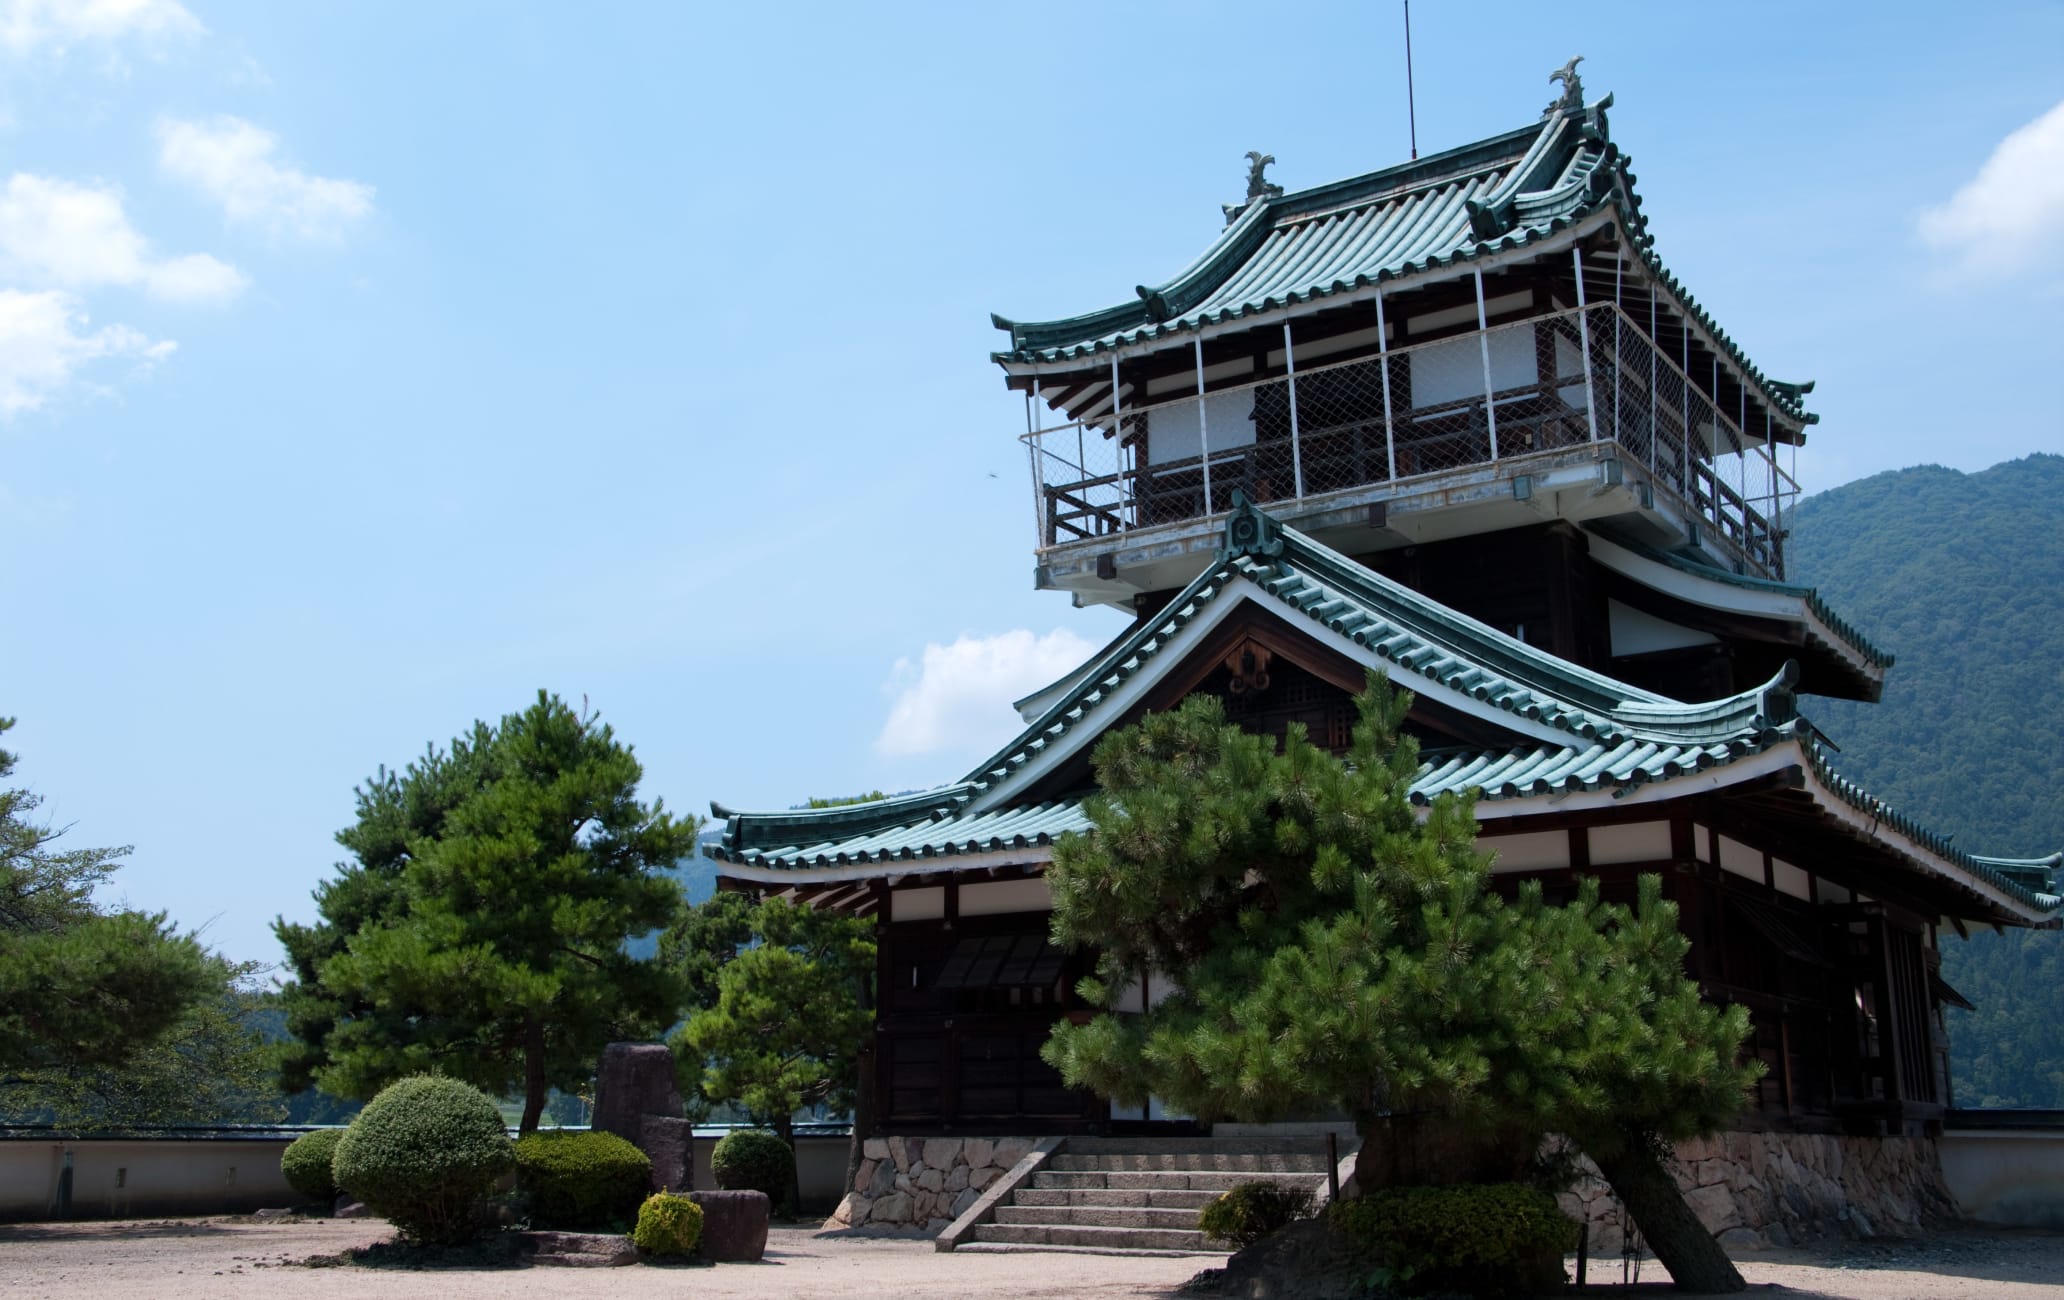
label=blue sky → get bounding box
[3,1,2060,968]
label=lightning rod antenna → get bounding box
[1403,0,1418,160]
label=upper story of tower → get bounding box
[991,68,1816,655]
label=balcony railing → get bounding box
[1023,303,1799,579]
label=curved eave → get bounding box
[1586,533,1892,700]
[711,737,2059,925]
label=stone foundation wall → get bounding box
[825,1137,1036,1233]
[1558,1131,1957,1255]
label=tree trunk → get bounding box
[1590,1142,1746,1294]
[772,1113,800,1218]
[518,1017,548,1135]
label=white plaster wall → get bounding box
[0,1138,297,1222]
[1940,1129,2064,1227]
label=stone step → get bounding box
[994,1204,1205,1230]
[954,1242,1222,1258]
[1049,1152,1331,1173]
[968,1222,1217,1252]
[1033,1169,1325,1192]
[1063,1137,1334,1157]
[1011,1187,1226,1210]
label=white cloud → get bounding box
[0,287,172,415]
[876,628,1100,759]
[1917,99,2064,278]
[156,115,373,241]
[0,172,244,302]
[0,0,201,56]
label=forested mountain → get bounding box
[1785,453,2064,1107]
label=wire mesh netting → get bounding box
[1022,303,1797,577]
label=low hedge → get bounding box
[513,1130,652,1230]
[1198,1179,1316,1248]
[710,1129,793,1209]
[633,1192,704,1257]
[1329,1182,1578,1297]
[331,1076,515,1246]
[280,1128,345,1204]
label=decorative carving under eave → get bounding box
[1223,641,1275,696]
[1545,55,1585,118]
[1222,150,1284,226]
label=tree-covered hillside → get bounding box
[1786,453,2064,1107]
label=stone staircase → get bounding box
[957,1136,1337,1255]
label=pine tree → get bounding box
[275,692,699,1133]
[1042,676,1757,1293]
[0,717,215,1097]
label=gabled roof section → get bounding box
[952,498,1801,808]
[991,87,1814,428]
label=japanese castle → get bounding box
[709,65,2060,1246]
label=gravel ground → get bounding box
[0,1217,2058,1299]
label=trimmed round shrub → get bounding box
[513,1130,651,1230]
[633,1192,704,1257]
[1198,1179,1317,1248]
[1329,1182,1578,1298]
[710,1129,793,1208]
[332,1075,515,1245]
[280,1127,345,1204]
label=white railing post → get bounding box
[1571,248,1601,443]
[1647,278,1658,473]
[1613,252,1624,456]
[1283,321,1304,499]
[1108,355,1127,526]
[1679,322,1691,492]
[1195,337,1213,515]
[1474,267,1500,460]
[1377,291,1398,481]
[1026,378,1043,545]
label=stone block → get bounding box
[893,1173,913,1194]
[872,1190,912,1224]
[968,1166,1000,1192]
[944,1165,969,1193]
[638,1115,693,1193]
[592,1042,682,1144]
[856,1158,876,1190]
[863,1137,890,1161]
[990,1138,1033,1169]
[963,1138,994,1170]
[923,1138,964,1170]
[1716,1226,1767,1251]
[1684,1182,1742,1233]
[826,1192,866,1229]
[917,1167,944,1193]
[949,1185,980,1219]
[869,1161,897,1197]
[925,1217,951,1234]
[689,1189,770,1262]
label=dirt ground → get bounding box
[0,1217,2058,1299]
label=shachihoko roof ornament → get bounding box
[1544,56,1585,118]
[1221,151,1283,227]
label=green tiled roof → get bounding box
[712,737,2060,921]
[992,95,1814,428]
[953,499,1799,801]
[711,502,2054,921]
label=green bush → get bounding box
[1329,1183,1578,1297]
[280,1128,346,1204]
[331,1075,515,1246]
[633,1192,704,1257]
[1197,1179,1317,1248]
[513,1130,651,1230]
[710,1129,793,1208]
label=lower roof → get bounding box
[710,503,2054,927]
